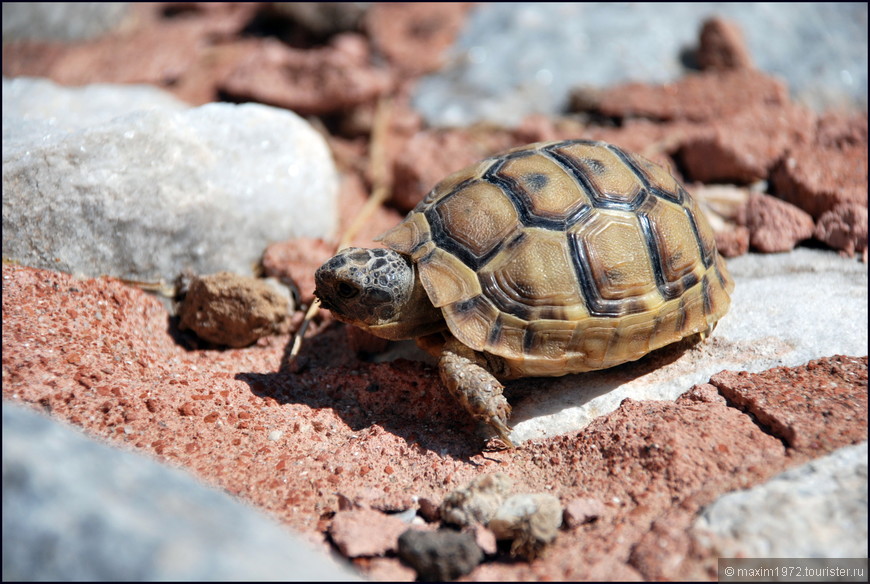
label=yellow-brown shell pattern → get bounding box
[380,140,734,377]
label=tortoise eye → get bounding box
[337,282,359,299]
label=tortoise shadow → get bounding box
[234,322,492,460]
[234,320,697,456]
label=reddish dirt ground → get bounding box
[2,262,867,580]
[3,3,867,581]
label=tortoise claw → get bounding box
[489,417,515,449]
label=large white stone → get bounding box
[2,79,339,282]
[2,77,189,138]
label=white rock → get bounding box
[2,77,189,138]
[692,442,868,557]
[2,79,339,282]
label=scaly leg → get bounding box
[438,338,514,448]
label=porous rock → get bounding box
[592,69,789,123]
[391,128,517,212]
[329,509,410,558]
[771,142,869,219]
[814,203,868,259]
[467,524,498,555]
[439,473,513,528]
[696,17,754,71]
[488,493,563,559]
[366,3,475,75]
[177,273,292,348]
[709,355,868,453]
[738,192,815,253]
[563,497,606,528]
[261,237,336,304]
[714,225,750,258]
[679,102,816,183]
[219,34,393,116]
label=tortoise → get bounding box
[314,139,734,447]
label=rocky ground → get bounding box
[2,3,868,581]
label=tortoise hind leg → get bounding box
[438,338,514,448]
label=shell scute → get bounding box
[416,247,481,308]
[639,196,705,300]
[490,151,592,225]
[428,180,519,264]
[568,209,661,315]
[547,142,647,209]
[478,228,587,322]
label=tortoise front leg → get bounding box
[438,338,515,448]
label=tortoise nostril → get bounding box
[337,282,358,299]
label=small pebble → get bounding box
[488,493,563,560]
[467,524,498,555]
[177,272,292,348]
[439,473,513,527]
[563,497,606,528]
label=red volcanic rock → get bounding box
[391,129,518,211]
[2,261,867,580]
[262,238,336,304]
[219,34,394,116]
[586,118,704,172]
[771,141,868,219]
[366,2,475,75]
[714,225,751,258]
[1,3,259,102]
[587,69,789,123]
[814,110,869,148]
[709,356,869,453]
[696,17,754,71]
[563,497,606,528]
[329,509,413,557]
[738,192,815,253]
[679,103,816,183]
[769,112,867,219]
[814,203,869,259]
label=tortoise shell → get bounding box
[379,139,734,377]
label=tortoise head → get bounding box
[314,247,444,340]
